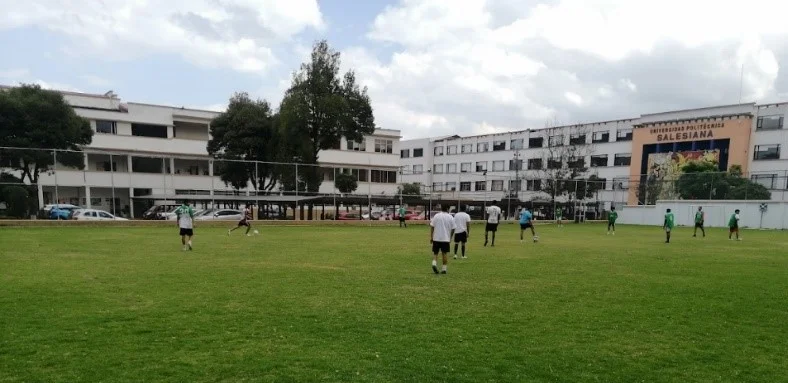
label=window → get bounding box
[413,164,424,174]
[568,157,585,169]
[491,180,504,191]
[447,163,457,173]
[509,159,523,171]
[475,181,487,191]
[445,182,457,191]
[323,168,336,181]
[590,155,608,167]
[460,182,471,191]
[413,148,424,158]
[374,139,393,154]
[509,180,522,191]
[447,145,458,155]
[348,139,365,151]
[433,182,443,192]
[549,135,564,147]
[751,174,778,189]
[99,211,113,219]
[477,142,489,152]
[492,161,505,171]
[460,162,471,173]
[493,140,506,151]
[433,164,444,174]
[90,197,102,206]
[461,144,473,154]
[96,161,117,172]
[753,144,781,160]
[593,131,610,143]
[400,149,410,158]
[569,134,587,145]
[616,129,633,141]
[614,154,631,166]
[475,162,487,172]
[613,177,629,190]
[342,168,368,182]
[371,170,397,183]
[131,123,167,138]
[757,115,784,130]
[547,158,562,169]
[526,179,542,191]
[528,158,543,170]
[528,137,544,148]
[96,120,117,134]
[510,139,524,150]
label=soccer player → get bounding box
[228,206,253,236]
[728,209,742,241]
[398,205,407,228]
[663,208,675,243]
[430,204,456,274]
[174,201,195,251]
[693,206,706,238]
[607,207,618,235]
[519,206,538,243]
[556,206,564,228]
[484,201,502,247]
[453,205,471,259]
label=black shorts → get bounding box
[179,228,193,236]
[729,225,738,232]
[608,222,616,228]
[520,223,533,230]
[695,222,704,228]
[432,241,450,254]
[485,223,499,232]
[238,219,250,227]
[399,217,406,222]
[454,232,468,243]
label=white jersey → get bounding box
[430,212,456,242]
[453,212,471,234]
[486,205,502,224]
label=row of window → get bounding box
[347,139,394,154]
[401,154,632,174]
[431,180,542,192]
[323,168,398,184]
[753,144,781,160]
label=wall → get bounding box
[619,200,788,229]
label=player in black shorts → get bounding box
[228,207,253,236]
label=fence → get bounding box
[1,146,787,220]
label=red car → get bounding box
[394,210,423,220]
[337,212,361,220]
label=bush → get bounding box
[3,186,29,218]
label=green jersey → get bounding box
[664,212,675,229]
[695,211,704,223]
[174,205,194,229]
[608,211,618,223]
[556,208,562,218]
[728,213,739,228]
[398,207,406,216]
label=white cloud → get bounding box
[564,91,583,105]
[0,0,324,73]
[619,79,637,92]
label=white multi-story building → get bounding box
[3,88,401,217]
[400,101,788,206]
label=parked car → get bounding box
[142,204,180,220]
[195,209,243,221]
[167,209,206,220]
[337,212,361,220]
[45,204,81,220]
[72,209,128,221]
[394,210,422,220]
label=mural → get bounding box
[646,150,720,200]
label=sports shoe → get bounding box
[461,256,467,260]
[187,242,193,251]
[440,270,447,274]
[453,255,457,259]
[432,265,439,274]
[227,230,231,236]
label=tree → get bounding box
[537,122,595,202]
[334,172,358,194]
[398,182,422,198]
[2,185,29,218]
[676,161,771,200]
[278,40,376,193]
[0,84,92,184]
[207,93,280,193]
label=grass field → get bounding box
[1,223,787,382]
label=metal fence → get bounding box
[1,146,786,220]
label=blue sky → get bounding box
[2,0,788,139]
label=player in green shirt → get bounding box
[556,207,563,228]
[663,208,675,243]
[693,206,705,238]
[607,206,618,235]
[174,202,195,251]
[398,206,407,228]
[728,209,741,241]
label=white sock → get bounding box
[432,260,437,266]
[442,265,447,271]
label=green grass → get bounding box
[1,223,787,383]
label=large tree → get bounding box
[278,40,376,193]
[207,93,280,193]
[676,161,771,200]
[537,122,595,202]
[0,84,92,183]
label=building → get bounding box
[2,88,402,217]
[399,102,788,207]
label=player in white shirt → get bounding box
[430,205,456,274]
[484,201,502,247]
[453,205,472,259]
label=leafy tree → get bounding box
[397,182,422,198]
[676,161,771,200]
[207,93,280,193]
[278,40,376,193]
[334,172,358,194]
[3,185,29,218]
[538,122,595,202]
[636,175,663,205]
[0,84,92,183]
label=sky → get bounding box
[2,0,788,140]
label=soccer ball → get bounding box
[253,230,259,235]
[533,236,539,242]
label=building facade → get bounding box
[3,88,402,217]
[399,102,788,206]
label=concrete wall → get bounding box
[619,200,788,229]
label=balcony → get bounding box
[90,134,209,156]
